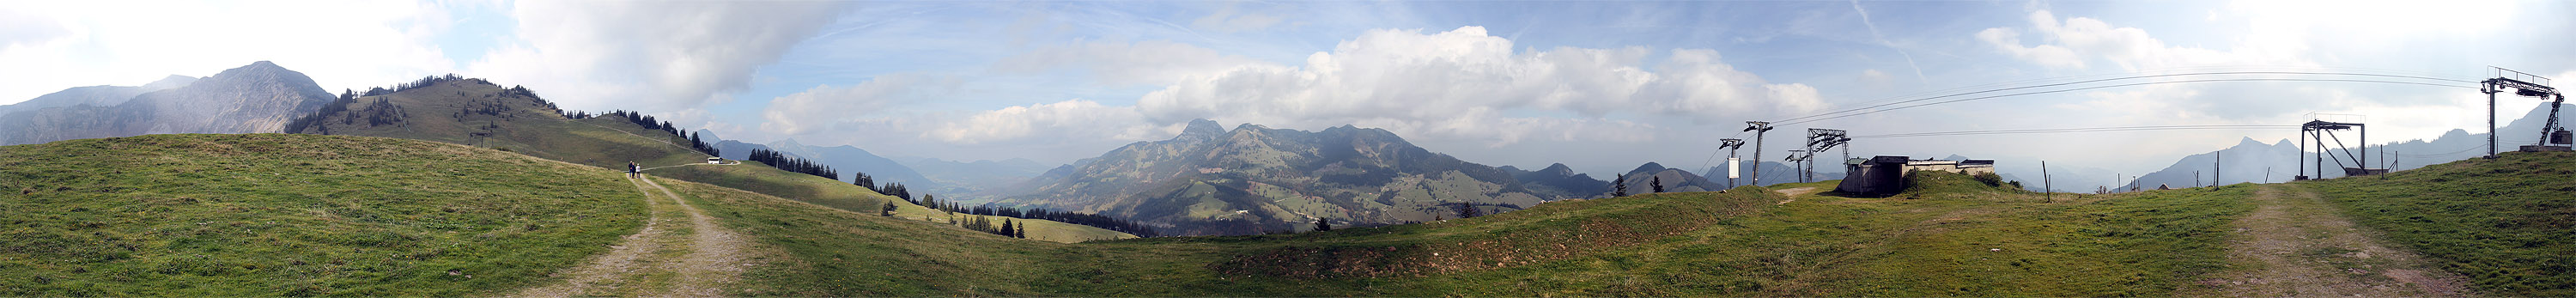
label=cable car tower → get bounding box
[2297,113,2379,179]
[1744,122,1776,185]
[2483,67,2572,155]
[1785,149,1809,183]
[1805,128,1850,183]
[1718,138,1746,189]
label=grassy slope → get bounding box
[0,134,644,296]
[2300,151,2576,296]
[304,80,1129,243]
[651,168,2256,296]
[653,161,1133,243]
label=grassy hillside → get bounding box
[653,161,1133,243]
[294,78,1131,242]
[640,168,2257,296]
[2301,151,2576,296]
[0,134,645,295]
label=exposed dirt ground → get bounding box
[1772,187,1818,204]
[2177,185,2472,297]
[511,176,758,297]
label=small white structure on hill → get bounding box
[707,157,724,164]
[1902,159,1996,176]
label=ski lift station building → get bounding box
[1836,156,1996,197]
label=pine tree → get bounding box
[881,202,896,216]
[921,194,939,212]
[1000,219,1015,237]
[1612,173,1630,197]
[1017,226,1027,239]
[1651,176,1665,193]
[1455,203,1481,219]
[1314,217,1333,232]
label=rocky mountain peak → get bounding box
[1178,119,1224,139]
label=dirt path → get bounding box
[512,176,756,297]
[2179,184,2472,297]
[1772,187,1817,204]
[638,176,756,296]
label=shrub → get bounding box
[1972,172,2003,187]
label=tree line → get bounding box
[580,110,722,157]
[953,215,1027,239]
[744,148,835,179]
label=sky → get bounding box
[3,0,2572,178]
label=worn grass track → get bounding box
[513,176,760,297]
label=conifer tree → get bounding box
[881,202,896,216]
[1455,203,1481,219]
[1612,173,1630,197]
[1651,176,1665,193]
[1314,217,1332,232]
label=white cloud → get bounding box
[927,99,1168,144]
[1974,27,2085,69]
[1132,26,1821,145]
[758,75,951,136]
[1979,10,2312,72]
[0,0,457,104]
[465,1,845,113]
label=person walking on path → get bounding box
[628,161,641,179]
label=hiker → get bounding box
[628,161,640,179]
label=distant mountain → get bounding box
[0,62,330,145]
[989,119,1585,236]
[2121,104,2575,191]
[760,138,939,189]
[0,75,195,119]
[1704,161,1844,188]
[709,139,773,161]
[1502,163,1610,197]
[1613,162,1723,193]
[899,157,1053,198]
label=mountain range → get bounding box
[0,62,331,145]
[2117,104,2574,191]
[985,119,1598,235]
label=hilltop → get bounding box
[0,134,647,295]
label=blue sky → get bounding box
[3,0,2569,177]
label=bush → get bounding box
[1972,172,2003,187]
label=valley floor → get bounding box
[2178,184,2472,297]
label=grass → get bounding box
[0,133,2277,295]
[0,134,646,296]
[646,167,2259,296]
[2299,151,2576,296]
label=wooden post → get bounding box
[2042,161,2052,203]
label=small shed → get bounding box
[707,157,724,164]
[1836,155,1911,197]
